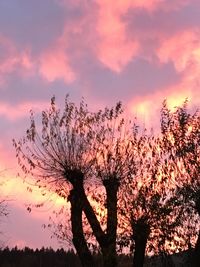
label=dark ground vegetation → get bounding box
[0,247,197,267]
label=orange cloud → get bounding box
[0,164,68,228]
[128,84,194,128]
[1,176,67,210]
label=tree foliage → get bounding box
[13,96,200,267]
[13,96,133,267]
[160,100,200,266]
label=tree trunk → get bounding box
[78,178,119,267]
[69,170,106,248]
[132,219,150,267]
[68,170,119,267]
[79,186,106,248]
[69,189,95,267]
[102,178,119,267]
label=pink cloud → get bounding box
[56,0,161,74]
[38,19,77,84]
[158,30,200,73]
[128,29,200,124]
[94,0,190,73]
[0,35,34,85]
[95,0,139,72]
[0,33,75,86]
[0,101,49,121]
[39,45,75,83]
[47,0,193,76]
[127,73,200,130]
[157,29,200,107]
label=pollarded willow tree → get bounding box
[13,95,134,267]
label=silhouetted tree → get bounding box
[119,131,182,267]
[160,100,200,266]
[13,96,133,267]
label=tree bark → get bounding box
[68,170,119,267]
[102,178,119,267]
[69,189,95,267]
[77,185,106,248]
[67,170,106,247]
[132,219,150,267]
[76,178,119,267]
[80,182,119,267]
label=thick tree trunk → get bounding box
[80,184,118,267]
[102,178,119,267]
[69,189,95,267]
[132,219,150,267]
[79,187,106,247]
[77,178,119,267]
[68,170,119,267]
[68,170,106,248]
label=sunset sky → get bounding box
[1,0,200,250]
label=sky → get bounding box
[0,0,200,250]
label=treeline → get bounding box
[0,247,82,267]
[0,247,131,267]
[0,247,194,267]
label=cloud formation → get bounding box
[0,34,33,85]
[39,43,75,83]
[95,0,139,72]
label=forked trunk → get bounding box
[69,189,95,267]
[68,170,119,267]
[132,219,150,267]
[80,177,119,267]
